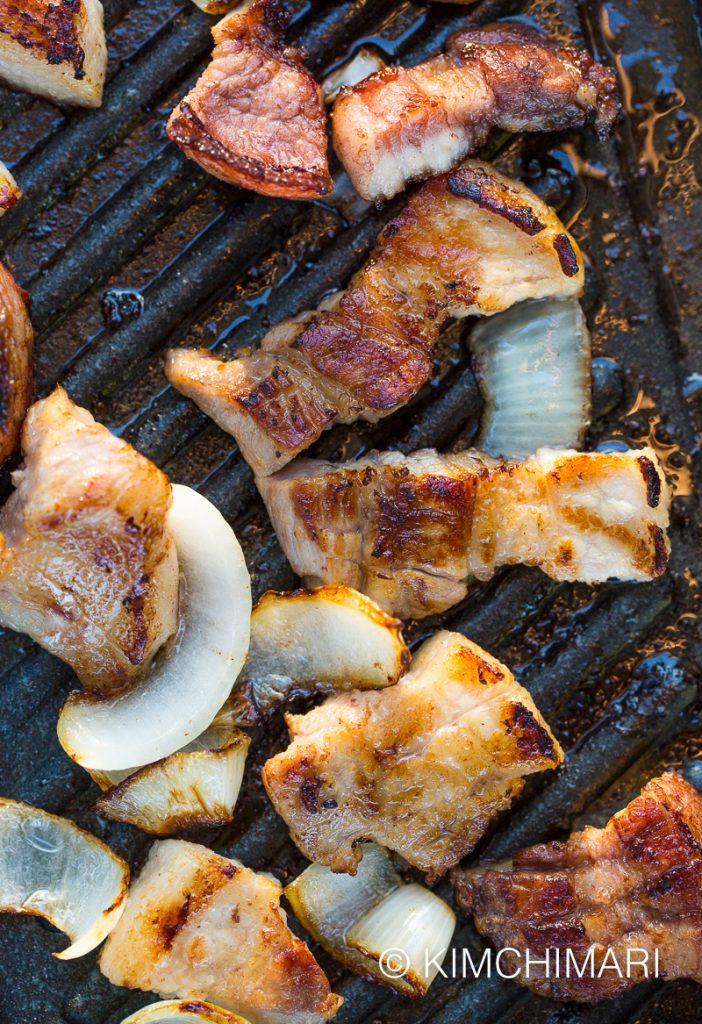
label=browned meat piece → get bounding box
[0,388,179,694]
[0,160,21,215]
[167,0,331,200]
[0,0,106,107]
[452,772,702,1002]
[332,20,619,200]
[0,261,33,466]
[166,160,584,476]
[263,630,563,878]
[101,839,342,1024]
[257,446,671,620]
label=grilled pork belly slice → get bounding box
[333,20,619,201]
[263,630,562,878]
[0,388,178,694]
[452,772,702,1002]
[0,160,21,215]
[166,160,583,476]
[0,0,106,107]
[257,446,671,620]
[0,261,33,466]
[100,840,342,1024]
[168,0,331,199]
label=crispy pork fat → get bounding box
[0,0,107,107]
[168,0,331,199]
[263,630,563,878]
[0,261,33,466]
[257,446,671,620]
[0,388,179,694]
[333,21,619,200]
[452,772,702,1001]
[166,160,584,476]
[100,839,342,1024]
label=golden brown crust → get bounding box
[452,772,702,1001]
[0,261,33,467]
[168,161,583,475]
[0,0,88,75]
[100,840,342,1023]
[167,0,331,200]
[263,630,563,877]
[0,388,178,694]
[257,447,671,619]
[332,20,619,201]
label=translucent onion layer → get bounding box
[0,798,129,959]
[470,298,591,459]
[285,843,454,998]
[238,586,409,717]
[323,48,386,102]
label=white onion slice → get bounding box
[94,726,249,835]
[285,844,453,997]
[120,1000,251,1024]
[57,485,251,770]
[322,48,387,103]
[346,882,455,997]
[470,298,591,459]
[239,586,409,716]
[88,705,243,791]
[0,798,129,960]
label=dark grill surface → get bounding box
[0,0,701,1021]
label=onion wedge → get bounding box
[57,485,251,771]
[121,1002,251,1024]
[94,726,250,835]
[0,798,129,960]
[322,49,386,103]
[237,586,409,717]
[346,883,455,997]
[286,844,454,998]
[470,298,591,459]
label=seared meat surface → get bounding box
[263,630,563,877]
[0,261,33,466]
[0,160,21,215]
[452,772,702,1001]
[0,0,106,107]
[168,0,331,199]
[333,21,619,200]
[100,839,342,1024]
[166,160,583,476]
[0,388,178,694]
[257,446,671,620]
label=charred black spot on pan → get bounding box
[553,232,580,276]
[448,167,546,235]
[638,455,662,507]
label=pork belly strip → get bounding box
[263,630,563,877]
[166,159,584,476]
[100,839,342,1024]
[0,262,33,466]
[0,160,21,215]
[332,20,619,201]
[0,388,179,694]
[167,0,331,199]
[0,0,106,108]
[452,772,702,1002]
[257,446,671,620]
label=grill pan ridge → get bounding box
[0,0,700,1021]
